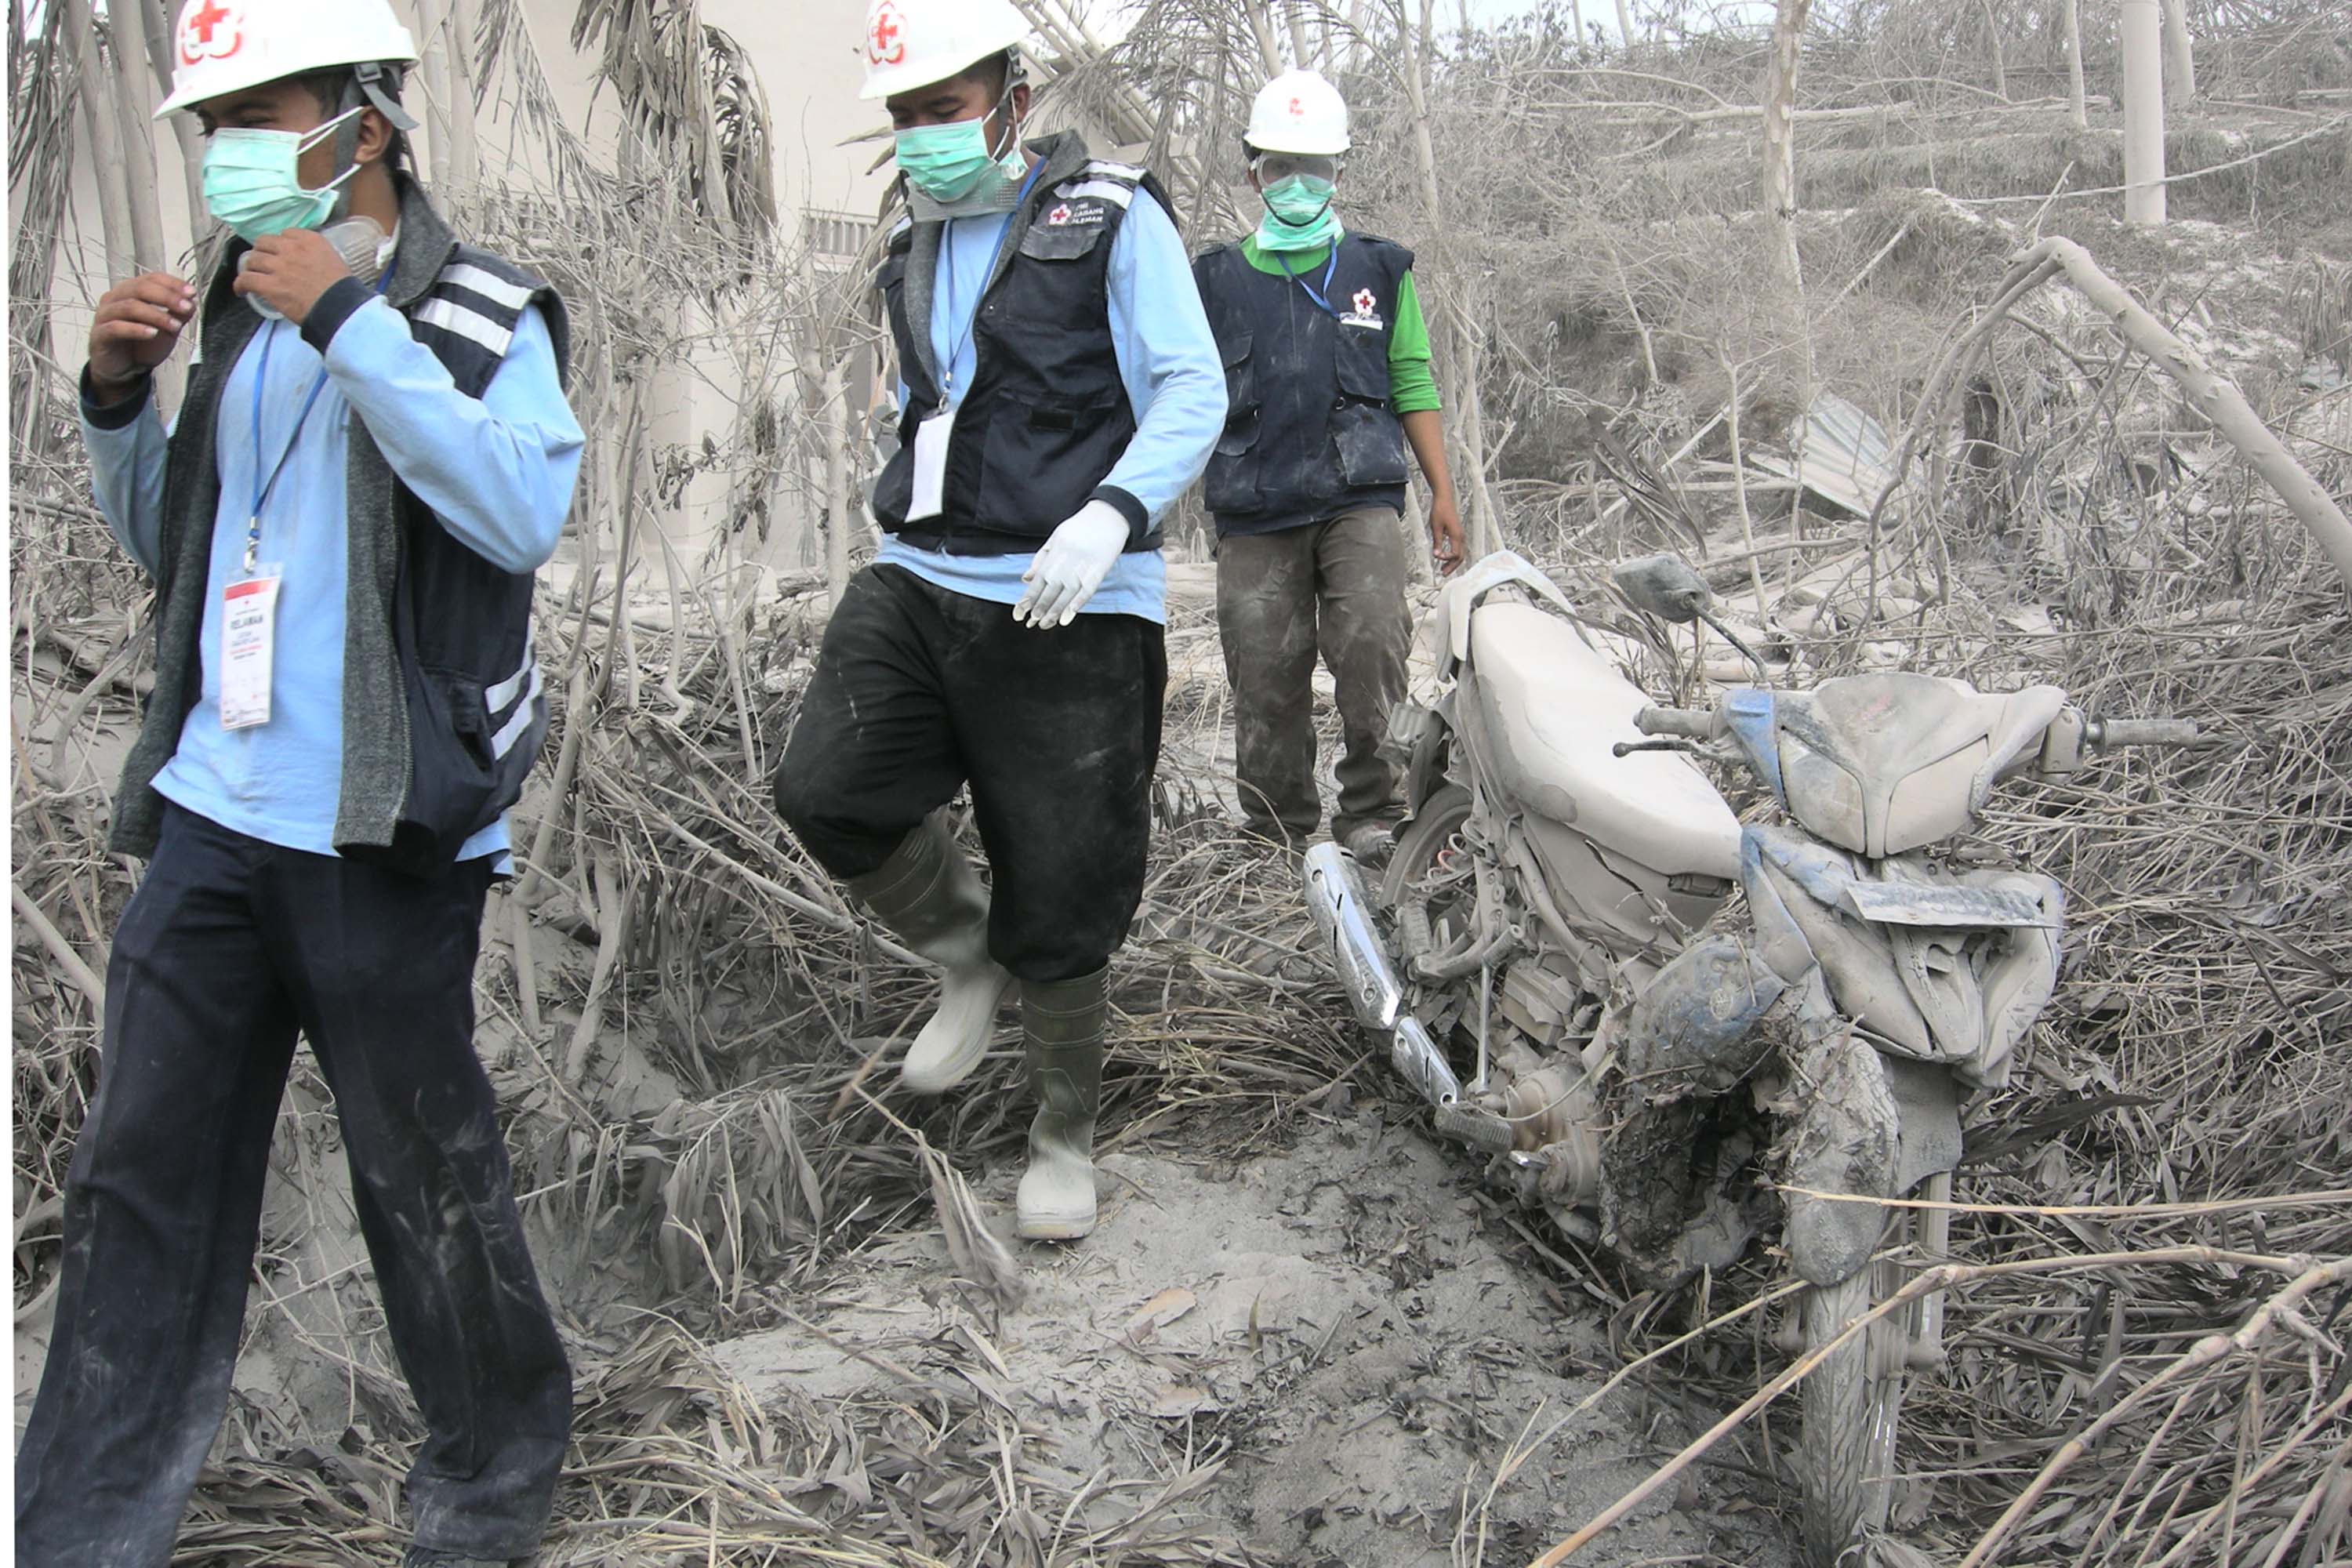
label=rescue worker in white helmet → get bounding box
[16,2,581,1563]
[1192,69,1466,862]
[775,0,1225,1242]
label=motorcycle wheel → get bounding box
[1795,1258,1907,1567]
[1380,784,1474,907]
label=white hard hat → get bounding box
[155,0,418,119]
[1246,69,1351,156]
[859,0,1029,102]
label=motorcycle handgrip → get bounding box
[1634,706,1721,741]
[2092,718,2205,748]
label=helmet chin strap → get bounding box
[985,80,1023,166]
[328,63,422,222]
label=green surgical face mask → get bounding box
[1255,173,1341,253]
[202,108,364,245]
[894,106,1022,205]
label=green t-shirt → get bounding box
[1237,235,1444,415]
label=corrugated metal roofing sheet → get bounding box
[1748,393,1911,519]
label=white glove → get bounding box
[1015,499,1130,630]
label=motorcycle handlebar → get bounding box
[1632,706,2207,756]
[2090,717,2206,749]
[1633,706,1724,741]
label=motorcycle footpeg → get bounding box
[1433,1103,1515,1155]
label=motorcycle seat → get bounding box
[1468,602,1741,881]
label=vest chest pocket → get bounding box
[1334,328,1391,404]
[1330,330,1409,487]
[1018,218,1109,263]
[995,219,1111,335]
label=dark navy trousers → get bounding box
[15,804,571,1566]
[775,563,1167,985]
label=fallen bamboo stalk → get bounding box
[13,880,105,1012]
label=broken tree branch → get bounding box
[1874,236,2352,596]
[2023,237,2352,592]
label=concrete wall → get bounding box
[506,0,889,570]
[513,0,889,227]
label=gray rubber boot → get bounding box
[1015,968,1108,1241]
[847,811,1015,1094]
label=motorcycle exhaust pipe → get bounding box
[1303,845,1465,1109]
[1302,842,1404,1032]
[1391,1014,1463,1109]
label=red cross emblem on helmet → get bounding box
[1353,289,1377,316]
[868,1,906,65]
[1290,96,1305,116]
[178,0,242,65]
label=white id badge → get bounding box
[909,407,956,522]
[219,571,281,731]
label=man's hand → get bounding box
[1429,493,1467,577]
[234,230,353,326]
[1016,500,1130,629]
[88,272,196,401]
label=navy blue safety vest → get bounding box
[1192,234,1414,535]
[872,151,1172,554]
[379,245,564,869]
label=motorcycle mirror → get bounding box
[1613,555,1712,625]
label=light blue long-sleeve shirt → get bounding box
[82,292,584,863]
[877,183,1225,625]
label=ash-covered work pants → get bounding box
[15,804,572,1567]
[775,564,1167,984]
[1216,505,1414,845]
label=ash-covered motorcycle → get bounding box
[1301,550,2203,1564]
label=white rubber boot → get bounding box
[847,811,1014,1095]
[1015,968,1107,1241]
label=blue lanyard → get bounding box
[243,268,394,575]
[938,159,1048,405]
[1273,245,1342,319]
[244,326,332,575]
